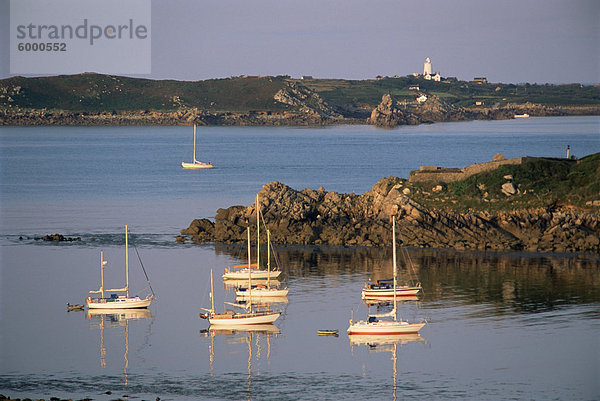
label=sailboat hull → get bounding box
[86,296,152,309]
[347,320,426,335]
[209,311,281,325]
[361,286,421,299]
[209,324,280,334]
[223,269,282,280]
[236,287,289,298]
[181,161,213,169]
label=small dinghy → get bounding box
[67,302,84,311]
[317,329,339,336]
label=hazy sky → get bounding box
[1,0,599,83]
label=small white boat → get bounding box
[181,124,213,169]
[201,269,281,326]
[86,225,155,310]
[236,285,289,298]
[223,266,282,280]
[348,217,426,336]
[207,308,281,326]
[347,318,425,335]
[514,113,530,118]
[361,281,421,299]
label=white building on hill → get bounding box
[423,58,432,75]
[422,58,441,81]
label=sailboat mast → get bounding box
[392,216,397,320]
[125,224,129,298]
[193,124,197,163]
[256,195,260,271]
[247,226,252,308]
[267,229,271,288]
[100,250,105,299]
[210,269,215,313]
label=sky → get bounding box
[0,0,599,84]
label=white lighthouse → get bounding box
[423,57,432,76]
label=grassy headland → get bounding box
[1,73,598,125]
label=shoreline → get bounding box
[1,104,598,127]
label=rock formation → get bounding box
[273,82,342,119]
[179,178,600,253]
[368,93,471,127]
[367,94,411,127]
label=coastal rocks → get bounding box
[368,93,470,127]
[273,82,342,119]
[35,234,82,242]
[368,94,411,127]
[180,178,600,253]
[414,94,467,123]
[0,107,355,127]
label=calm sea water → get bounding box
[1,117,599,400]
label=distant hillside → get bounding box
[0,74,291,113]
[1,73,599,126]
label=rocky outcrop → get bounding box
[35,233,82,242]
[179,178,600,253]
[368,93,472,127]
[273,82,342,119]
[367,94,600,128]
[368,94,414,127]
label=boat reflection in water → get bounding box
[363,295,420,307]
[349,334,425,401]
[202,323,279,398]
[224,279,289,305]
[86,308,153,385]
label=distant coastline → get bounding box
[1,73,598,127]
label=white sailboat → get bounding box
[360,248,423,301]
[86,225,155,309]
[201,269,281,326]
[361,220,421,300]
[361,282,421,299]
[201,227,281,326]
[222,266,282,280]
[348,217,426,335]
[181,124,213,169]
[236,195,288,298]
[223,195,283,281]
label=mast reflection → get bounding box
[86,309,153,386]
[349,334,425,401]
[201,324,279,400]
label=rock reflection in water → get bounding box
[215,244,600,314]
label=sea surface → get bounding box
[1,117,599,400]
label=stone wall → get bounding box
[409,156,534,183]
